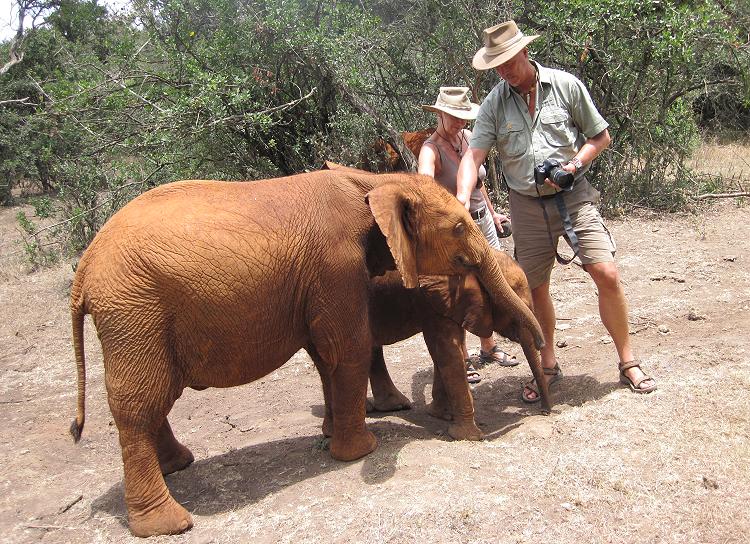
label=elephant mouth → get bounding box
[453,254,479,270]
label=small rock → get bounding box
[555,323,571,331]
[702,476,719,489]
[687,309,706,321]
[600,335,612,344]
[556,339,568,348]
[658,325,670,334]
[561,502,574,511]
[723,255,737,262]
[470,463,481,470]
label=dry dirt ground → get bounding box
[0,197,748,544]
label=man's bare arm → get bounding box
[456,147,490,209]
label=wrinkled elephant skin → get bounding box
[68,170,515,537]
[366,248,551,440]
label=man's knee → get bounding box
[585,261,621,290]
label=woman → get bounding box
[419,87,518,383]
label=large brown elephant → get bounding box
[69,170,543,537]
[362,247,551,441]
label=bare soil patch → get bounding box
[0,197,748,543]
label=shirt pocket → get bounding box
[540,107,576,148]
[496,126,527,159]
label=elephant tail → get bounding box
[69,284,87,443]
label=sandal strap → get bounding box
[631,374,653,388]
[619,359,642,372]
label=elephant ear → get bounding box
[366,182,419,288]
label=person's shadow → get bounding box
[91,366,618,528]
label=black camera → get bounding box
[534,158,574,190]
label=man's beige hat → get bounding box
[421,87,480,120]
[472,20,540,70]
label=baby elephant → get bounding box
[68,170,543,537]
[363,248,551,440]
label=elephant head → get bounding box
[417,247,551,413]
[365,174,544,351]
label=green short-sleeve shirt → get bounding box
[470,61,609,197]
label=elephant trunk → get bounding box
[476,245,545,350]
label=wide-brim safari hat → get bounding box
[421,87,480,120]
[472,20,540,70]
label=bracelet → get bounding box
[569,156,584,172]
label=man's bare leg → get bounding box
[585,261,655,390]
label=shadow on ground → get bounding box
[91,368,618,528]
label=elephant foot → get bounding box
[427,400,453,421]
[367,391,412,413]
[448,419,483,441]
[158,443,195,475]
[128,495,193,538]
[329,429,377,461]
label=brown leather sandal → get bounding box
[521,363,562,403]
[619,360,657,393]
[465,358,481,384]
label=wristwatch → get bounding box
[569,156,584,172]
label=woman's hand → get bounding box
[492,210,509,228]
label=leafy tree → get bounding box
[0,0,748,262]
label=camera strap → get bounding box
[536,190,580,265]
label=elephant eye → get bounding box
[453,222,466,237]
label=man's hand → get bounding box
[544,162,577,191]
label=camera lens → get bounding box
[551,167,574,189]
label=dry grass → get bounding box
[687,140,750,185]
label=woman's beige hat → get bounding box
[421,87,480,120]
[472,20,540,70]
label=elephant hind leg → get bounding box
[306,344,334,438]
[106,363,192,535]
[157,419,194,475]
[116,421,193,537]
[369,347,412,412]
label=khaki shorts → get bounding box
[509,181,616,289]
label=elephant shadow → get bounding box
[90,418,450,525]
[363,365,620,438]
[91,368,619,526]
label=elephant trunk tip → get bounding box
[70,418,84,443]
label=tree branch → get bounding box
[693,191,750,200]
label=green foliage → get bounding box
[15,210,59,269]
[517,0,749,212]
[1,0,748,267]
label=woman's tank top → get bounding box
[426,140,487,213]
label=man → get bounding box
[456,20,656,402]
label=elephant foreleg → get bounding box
[328,355,377,461]
[423,324,482,441]
[368,346,412,412]
[428,364,453,421]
